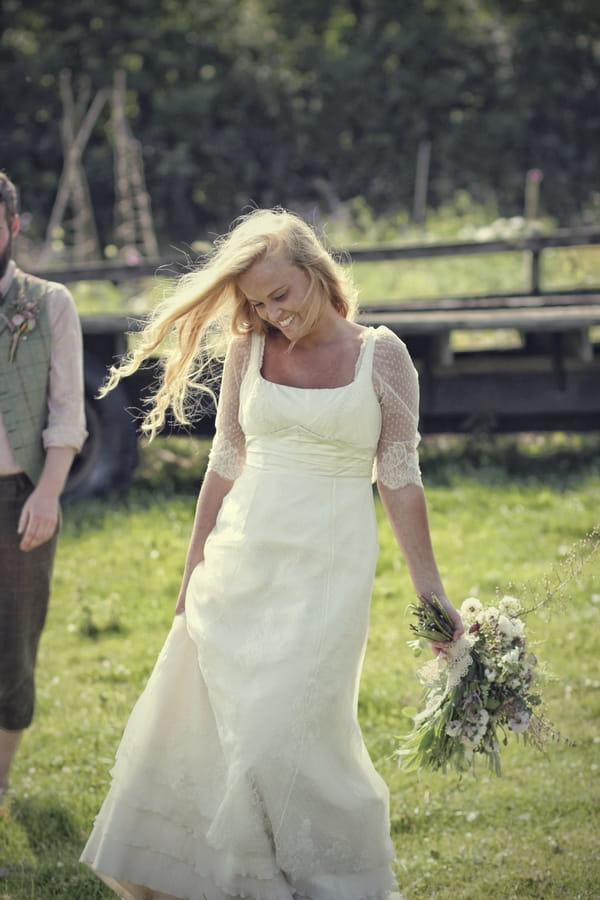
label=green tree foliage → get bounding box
[1,0,599,246]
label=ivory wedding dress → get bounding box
[81,326,421,900]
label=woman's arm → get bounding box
[175,335,250,614]
[378,480,463,643]
[175,469,233,613]
[373,328,463,645]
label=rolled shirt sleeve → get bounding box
[42,282,88,452]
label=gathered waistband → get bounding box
[245,434,374,478]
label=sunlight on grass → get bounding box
[351,252,531,304]
[0,435,598,898]
[4,195,600,897]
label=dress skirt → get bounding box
[81,329,399,899]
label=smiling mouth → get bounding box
[278,314,295,328]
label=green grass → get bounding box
[0,434,599,899]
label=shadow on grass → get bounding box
[0,796,111,898]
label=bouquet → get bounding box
[396,593,557,775]
[0,282,41,363]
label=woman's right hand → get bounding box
[175,588,187,616]
[175,558,205,615]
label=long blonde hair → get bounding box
[104,207,357,438]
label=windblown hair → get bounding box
[102,208,358,439]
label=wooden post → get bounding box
[530,247,542,295]
[524,170,544,294]
[413,140,431,227]
[524,168,543,221]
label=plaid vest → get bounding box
[0,269,53,484]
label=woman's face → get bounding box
[237,251,318,340]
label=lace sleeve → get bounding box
[206,335,250,480]
[372,327,423,489]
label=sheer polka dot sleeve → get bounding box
[206,335,250,480]
[372,326,423,488]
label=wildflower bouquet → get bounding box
[397,594,556,775]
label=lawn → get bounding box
[0,434,599,899]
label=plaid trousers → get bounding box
[0,474,58,731]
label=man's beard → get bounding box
[0,235,12,281]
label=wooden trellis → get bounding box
[112,69,158,260]
[41,69,157,263]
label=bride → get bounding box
[80,208,463,900]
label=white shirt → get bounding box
[0,260,88,474]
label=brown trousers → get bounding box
[0,474,58,730]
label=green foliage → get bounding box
[2,0,599,247]
[0,435,598,897]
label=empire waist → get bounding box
[244,433,375,478]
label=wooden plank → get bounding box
[419,367,600,420]
[358,305,600,332]
[30,227,600,284]
[81,302,600,337]
[342,228,600,262]
[362,291,600,313]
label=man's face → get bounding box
[0,204,19,281]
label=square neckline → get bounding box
[256,327,373,392]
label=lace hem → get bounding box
[375,441,422,489]
[207,437,246,480]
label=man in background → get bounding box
[0,172,87,800]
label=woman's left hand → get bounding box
[430,600,464,654]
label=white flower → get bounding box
[461,726,485,748]
[511,618,525,637]
[484,666,497,681]
[460,597,483,622]
[502,648,520,666]
[499,595,523,616]
[482,606,500,626]
[509,711,531,733]
[445,720,462,737]
[498,614,515,638]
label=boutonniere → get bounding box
[0,284,41,362]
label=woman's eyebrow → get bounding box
[247,284,287,303]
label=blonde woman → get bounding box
[81,208,462,900]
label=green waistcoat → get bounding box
[0,270,53,484]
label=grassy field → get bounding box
[3,204,599,897]
[0,434,599,900]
